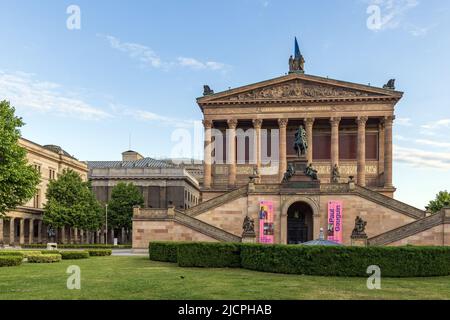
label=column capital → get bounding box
[227,119,238,129]
[382,115,395,126]
[202,119,213,129]
[252,119,263,129]
[278,118,288,128]
[304,118,315,126]
[356,116,369,126]
[330,117,341,126]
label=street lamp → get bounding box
[105,203,108,244]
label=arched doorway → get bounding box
[287,202,314,244]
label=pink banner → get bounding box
[259,201,274,244]
[327,201,343,244]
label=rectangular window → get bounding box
[49,169,56,180]
[313,134,331,160]
[33,190,40,208]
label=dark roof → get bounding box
[87,158,175,169]
[43,145,76,159]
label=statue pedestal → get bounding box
[282,158,320,189]
[241,231,256,243]
[351,235,368,247]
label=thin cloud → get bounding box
[100,34,228,72]
[110,103,196,128]
[421,119,450,130]
[396,117,412,126]
[394,145,450,169]
[415,139,450,149]
[0,71,111,120]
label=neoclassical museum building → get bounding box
[132,41,450,249]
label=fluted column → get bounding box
[0,219,3,244]
[19,219,25,245]
[304,118,315,164]
[9,218,15,245]
[330,117,341,170]
[252,119,263,173]
[357,116,368,186]
[202,120,213,189]
[37,220,42,243]
[278,119,288,181]
[74,228,79,244]
[227,119,238,188]
[383,116,395,188]
[60,226,65,244]
[28,219,34,244]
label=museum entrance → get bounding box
[287,202,314,244]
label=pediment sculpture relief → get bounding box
[224,81,373,101]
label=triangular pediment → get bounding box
[198,73,402,105]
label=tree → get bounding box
[44,169,103,231]
[427,191,450,214]
[0,100,40,216]
[108,183,144,231]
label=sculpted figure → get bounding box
[294,125,308,157]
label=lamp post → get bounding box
[105,203,108,244]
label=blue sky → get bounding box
[0,0,449,209]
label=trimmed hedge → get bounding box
[0,251,41,258]
[241,244,450,277]
[148,242,450,277]
[177,242,241,268]
[0,255,23,267]
[0,251,25,257]
[27,254,61,263]
[23,244,131,249]
[86,249,112,256]
[149,241,181,263]
[60,251,90,260]
[40,250,61,255]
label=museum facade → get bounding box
[132,44,450,249]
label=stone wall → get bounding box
[388,224,450,246]
[191,193,417,246]
[133,220,217,249]
[318,195,416,246]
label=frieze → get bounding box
[315,164,378,176]
[221,80,374,102]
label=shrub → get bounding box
[20,251,44,258]
[0,251,25,257]
[27,254,61,263]
[240,244,450,277]
[60,251,90,260]
[22,244,131,249]
[177,242,241,268]
[86,249,112,256]
[40,250,61,255]
[148,242,450,277]
[0,255,23,267]
[149,241,181,263]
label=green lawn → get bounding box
[0,255,449,300]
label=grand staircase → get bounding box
[184,186,248,217]
[354,185,425,219]
[173,210,241,242]
[368,211,445,246]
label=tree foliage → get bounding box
[108,183,144,230]
[0,100,40,216]
[427,191,450,214]
[44,169,103,231]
